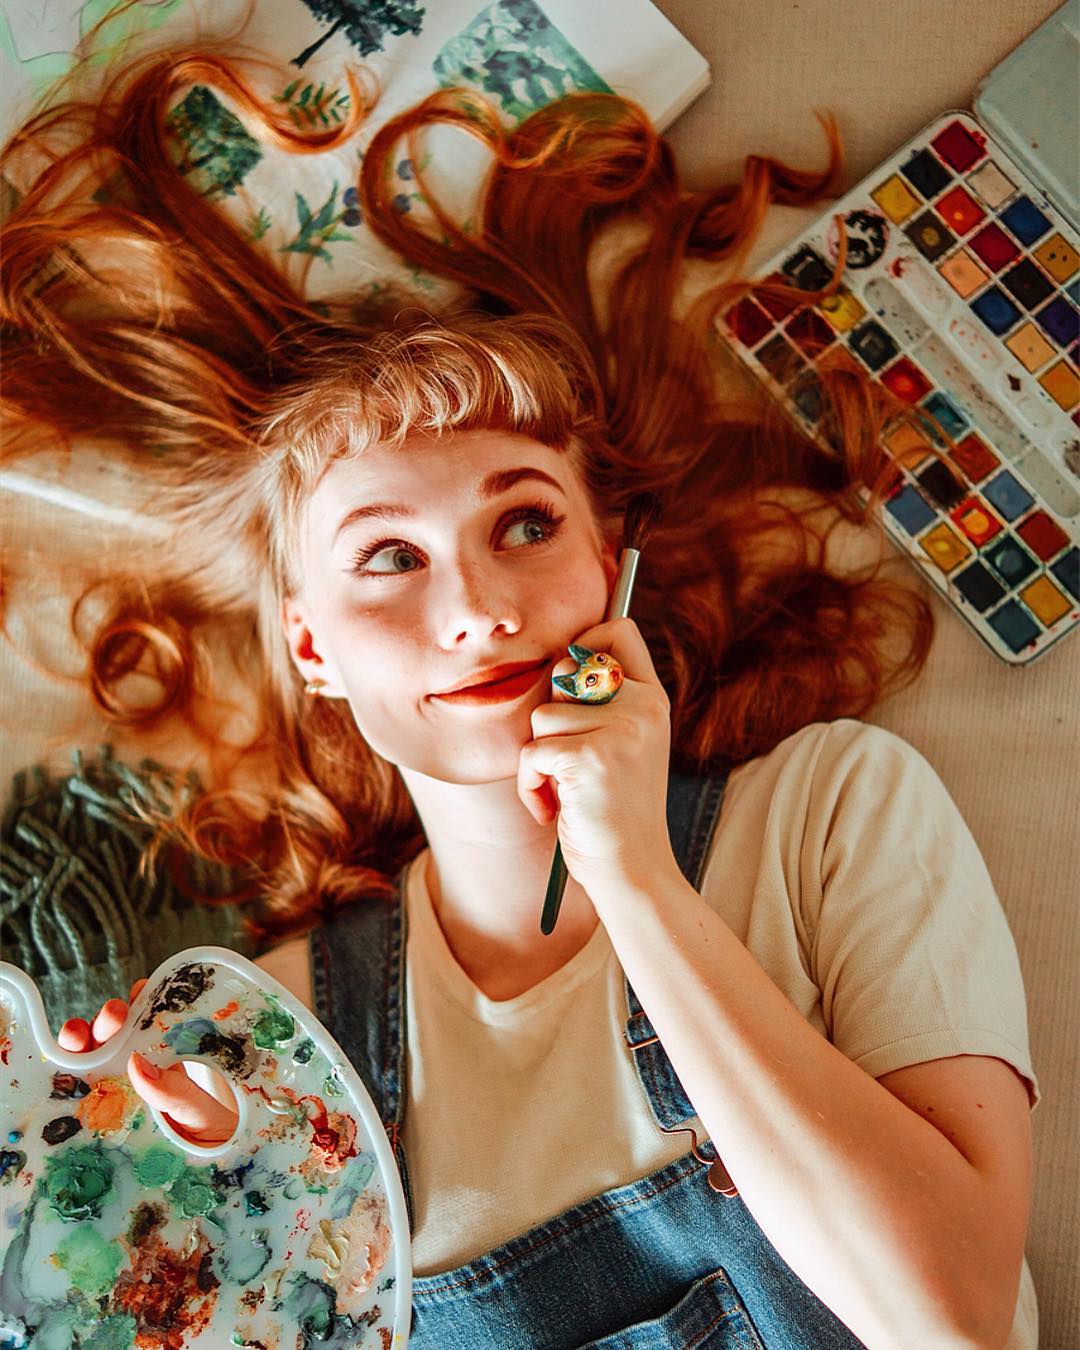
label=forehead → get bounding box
[301,429,579,536]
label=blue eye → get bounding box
[349,501,566,579]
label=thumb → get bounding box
[129,1052,238,1144]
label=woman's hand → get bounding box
[57,981,239,1148]
[518,616,677,899]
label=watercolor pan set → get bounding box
[721,8,1080,665]
[0,949,411,1348]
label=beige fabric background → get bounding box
[0,1,1075,1343]
[651,2,1077,1343]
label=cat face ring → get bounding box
[551,644,624,704]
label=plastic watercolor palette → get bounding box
[721,11,1080,666]
[0,949,411,1349]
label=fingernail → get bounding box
[136,1054,161,1080]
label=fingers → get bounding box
[128,1053,239,1147]
[56,979,149,1055]
[57,1018,92,1053]
[91,998,131,1046]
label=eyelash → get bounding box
[349,499,567,579]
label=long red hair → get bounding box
[1,28,939,945]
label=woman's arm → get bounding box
[592,866,1032,1350]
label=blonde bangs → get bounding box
[252,312,603,592]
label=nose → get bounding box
[432,553,524,645]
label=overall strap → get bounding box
[308,868,414,1225]
[622,766,735,1190]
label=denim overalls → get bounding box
[308,768,866,1348]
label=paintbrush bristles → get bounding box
[621,492,662,553]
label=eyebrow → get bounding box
[333,466,566,543]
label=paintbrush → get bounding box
[540,491,663,936]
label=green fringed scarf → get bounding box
[0,747,254,1033]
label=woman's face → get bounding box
[284,428,619,784]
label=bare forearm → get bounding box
[593,865,1002,1348]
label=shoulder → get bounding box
[718,718,940,829]
[254,936,315,1014]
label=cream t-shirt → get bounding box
[265,718,1038,1343]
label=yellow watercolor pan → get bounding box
[871,174,921,223]
[1020,576,1072,627]
[1038,361,1080,411]
[919,522,971,573]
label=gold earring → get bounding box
[304,678,328,696]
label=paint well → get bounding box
[817,287,866,332]
[1035,296,1079,348]
[970,286,1022,336]
[1033,234,1079,283]
[968,222,1021,272]
[949,433,1000,483]
[999,196,1052,247]
[880,356,932,402]
[920,521,971,572]
[1038,361,1080,410]
[1016,510,1070,561]
[1020,575,1071,626]
[983,470,1035,520]
[900,147,952,198]
[939,249,989,298]
[966,160,1015,209]
[935,185,986,235]
[932,120,985,173]
[953,560,1006,611]
[871,174,921,222]
[1000,258,1055,311]
[904,211,955,261]
[1005,322,1055,373]
[988,599,1041,652]
[951,497,1002,547]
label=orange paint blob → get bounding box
[212,1001,240,1022]
[78,1076,135,1134]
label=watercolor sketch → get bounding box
[0,953,407,1348]
[433,0,611,121]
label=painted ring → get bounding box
[551,644,624,705]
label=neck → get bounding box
[397,766,598,996]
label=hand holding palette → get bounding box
[0,949,411,1349]
[721,5,1080,665]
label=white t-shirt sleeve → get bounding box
[797,721,1038,1106]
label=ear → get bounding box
[281,595,348,699]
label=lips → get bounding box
[436,658,550,695]
[432,658,551,705]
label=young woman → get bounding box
[3,19,1037,1349]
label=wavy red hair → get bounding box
[0,35,944,945]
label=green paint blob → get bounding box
[244,1189,269,1216]
[54,1223,122,1294]
[84,1317,139,1350]
[292,1037,315,1063]
[221,1226,272,1283]
[252,1000,296,1050]
[134,1145,185,1188]
[44,1144,115,1221]
[323,1068,344,1098]
[170,1166,219,1218]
